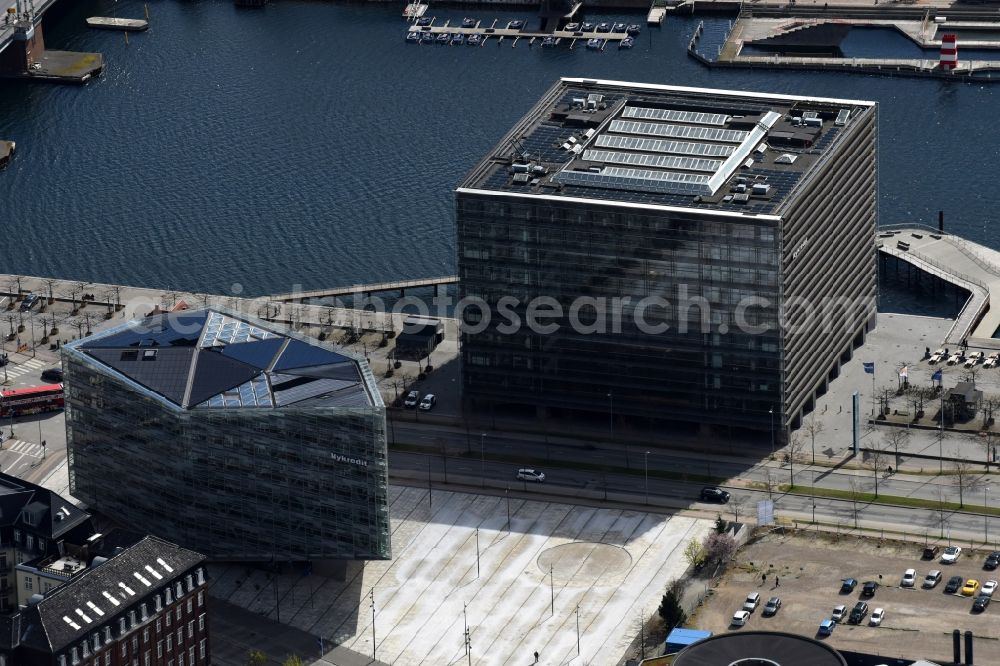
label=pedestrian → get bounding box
[776,576,780,588]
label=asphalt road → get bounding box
[390,421,1000,544]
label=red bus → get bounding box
[0,384,65,418]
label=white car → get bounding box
[832,604,847,622]
[731,610,750,626]
[516,468,545,482]
[403,390,420,407]
[869,608,885,626]
[985,353,1000,369]
[942,546,963,564]
[742,592,760,613]
[982,580,998,597]
[923,570,942,588]
[965,351,984,368]
[418,394,436,411]
[901,569,916,587]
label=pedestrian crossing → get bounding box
[3,439,44,458]
[0,357,48,381]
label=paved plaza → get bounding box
[208,486,710,666]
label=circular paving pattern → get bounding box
[536,542,633,586]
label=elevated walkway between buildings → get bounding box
[878,225,1000,347]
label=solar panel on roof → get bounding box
[583,149,721,173]
[553,166,711,196]
[621,106,729,126]
[609,120,747,144]
[594,134,734,157]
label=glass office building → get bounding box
[457,78,877,435]
[63,309,389,562]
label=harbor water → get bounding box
[0,0,998,296]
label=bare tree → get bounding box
[882,429,911,471]
[802,415,825,465]
[877,385,895,418]
[848,477,862,530]
[936,487,949,539]
[982,396,1000,429]
[963,367,980,388]
[786,434,805,488]
[762,468,778,500]
[43,278,57,305]
[868,445,891,498]
[730,496,748,525]
[952,460,979,509]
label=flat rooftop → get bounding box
[459,77,875,216]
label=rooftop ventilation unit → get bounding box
[775,153,798,164]
[835,109,850,126]
[752,183,771,195]
[803,117,822,128]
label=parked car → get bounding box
[862,581,879,597]
[762,597,781,617]
[818,619,836,636]
[418,394,436,411]
[831,605,847,622]
[516,468,545,483]
[403,390,420,408]
[982,580,998,597]
[942,546,963,564]
[19,293,39,312]
[700,486,731,503]
[962,579,981,597]
[869,608,885,626]
[923,545,941,560]
[731,610,751,626]
[41,368,63,382]
[848,601,869,624]
[923,570,942,589]
[984,551,1000,570]
[901,569,917,587]
[841,578,857,593]
[973,595,991,613]
[742,592,761,613]
[945,575,965,594]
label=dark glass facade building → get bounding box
[62,309,389,561]
[457,78,877,434]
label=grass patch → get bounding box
[782,483,1000,516]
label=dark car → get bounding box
[840,578,857,594]
[41,368,63,382]
[700,487,730,504]
[974,595,991,613]
[848,601,869,624]
[923,545,941,560]
[19,293,39,312]
[985,552,1000,571]
[945,575,965,594]
[862,581,879,598]
[762,597,782,617]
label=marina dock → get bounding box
[407,22,633,43]
[85,17,149,32]
[403,2,428,19]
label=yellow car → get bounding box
[961,579,981,596]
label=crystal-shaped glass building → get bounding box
[62,308,389,562]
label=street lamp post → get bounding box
[769,407,775,458]
[480,433,486,489]
[986,487,991,545]
[644,451,650,505]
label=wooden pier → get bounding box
[0,141,14,169]
[270,275,459,302]
[403,2,428,19]
[86,17,149,31]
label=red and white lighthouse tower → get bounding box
[940,33,958,70]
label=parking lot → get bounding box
[694,530,1000,664]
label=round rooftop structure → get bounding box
[672,631,847,666]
